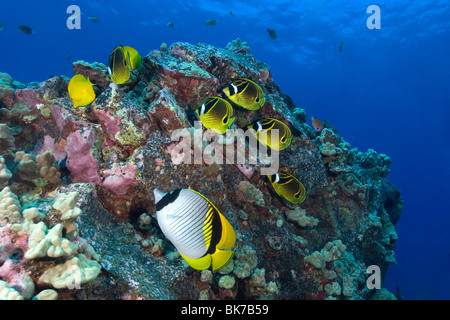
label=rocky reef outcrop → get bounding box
[0,39,402,300]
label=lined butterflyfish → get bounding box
[268,171,306,204]
[123,46,142,70]
[154,188,236,271]
[247,117,292,151]
[67,74,96,108]
[223,78,265,110]
[108,45,131,84]
[196,96,235,134]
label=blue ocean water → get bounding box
[1,0,449,300]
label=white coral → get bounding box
[39,254,101,289]
[0,280,23,300]
[285,207,319,227]
[0,156,12,188]
[0,186,21,223]
[25,222,78,259]
[52,191,82,221]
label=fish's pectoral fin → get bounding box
[212,249,234,272]
[179,252,212,270]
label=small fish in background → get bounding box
[18,25,34,35]
[196,96,235,134]
[267,28,277,40]
[268,171,306,205]
[229,11,233,17]
[205,18,217,27]
[67,74,96,108]
[108,45,131,84]
[339,41,343,54]
[154,188,236,272]
[67,53,73,61]
[311,117,323,131]
[0,23,7,31]
[167,21,174,28]
[248,117,292,151]
[223,78,265,110]
[123,46,142,70]
[88,16,100,23]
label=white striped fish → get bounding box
[154,188,236,271]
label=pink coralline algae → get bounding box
[102,162,140,195]
[65,128,101,184]
[0,226,30,298]
[92,109,121,146]
[34,135,66,163]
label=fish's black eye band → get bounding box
[228,84,236,95]
[156,189,182,211]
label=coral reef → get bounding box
[0,39,402,300]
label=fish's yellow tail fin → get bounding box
[179,252,212,270]
[212,249,234,272]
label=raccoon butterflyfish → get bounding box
[222,78,266,111]
[196,97,235,134]
[268,171,306,205]
[67,74,96,108]
[123,46,142,70]
[108,45,131,84]
[154,188,236,272]
[267,28,277,40]
[248,117,292,151]
[311,117,323,131]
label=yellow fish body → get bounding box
[123,46,142,70]
[154,188,236,272]
[68,74,96,108]
[223,78,265,110]
[268,171,306,205]
[108,45,131,84]
[196,97,235,134]
[248,117,292,151]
